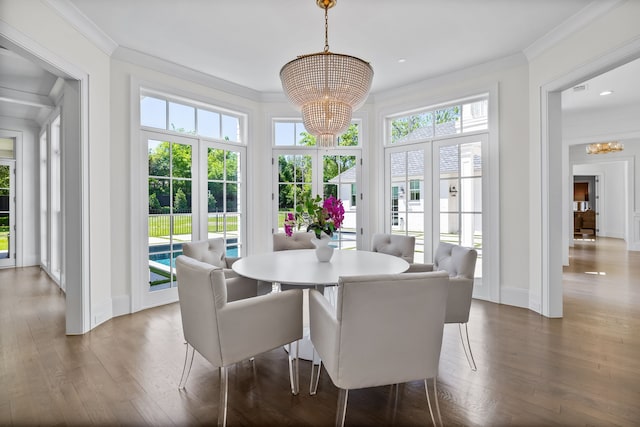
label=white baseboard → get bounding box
[92,299,113,328]
[112,295,131,317]
[500,286,530,309]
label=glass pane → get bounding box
[208,182,223,213]
[295,155,311,183]
[148,140,170,177]
[172,180,192,214]
[390,112,433,143]
[461,141,482,177]
[197,109,220,139]
[140,96,166,129]
[462,99,488,132]
[435,106,461,137]
[207,213,225,238]
[337,123,359,146]
[221,114,239,142]
[225,214,240,245]
[275,122,294,146]
[172,143,192,179]
[226,183,238,212]
[461,177,482,212]
[440,145,459,175]
[208,148,224,180]
[440,213,459,245]
[440,178,459,210]
[0,137,14,158]
[148,178,170,214]
[407,211,423,243]
[278,183,295,212]
[226,151,239,181]
[169,102,195,134]
[295,123,308,145]
[460,213,482,250]
[390,152,406,180]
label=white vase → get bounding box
[310,234,334,262]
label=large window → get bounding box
[384,95,488,278]
[140,90,247,298]
[273,120,361,250]
[388,98,487,145]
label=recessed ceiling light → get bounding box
[599,90,613,96]
[398,58,406,63]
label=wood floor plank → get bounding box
[1,237,639,425]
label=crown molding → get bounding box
[523,0,624,61]
[44,0,118,56]
[112,46,262,102]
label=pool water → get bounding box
[150,246,239,268]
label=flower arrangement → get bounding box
[284,194,345,239]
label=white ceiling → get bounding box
[68,0,596,94]
[1,0,637,124]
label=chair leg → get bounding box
[287,342,299,395]
[458,323,477,371]
[178,343,195,389]
[310,348,322,395]
[424,377,443,427]
[335,388,349,427]
[218,366,228,427]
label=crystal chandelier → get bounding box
[280,0,374,148]
[585,141,624,154]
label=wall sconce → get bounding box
[449,185,458,197]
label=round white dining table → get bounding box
[232,249,409,362]
[232,249,410,285]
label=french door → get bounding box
[0,160,15,267]
[146,133,196,293]
[273,149,361,250]
[141,130,246,308]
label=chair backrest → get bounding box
[273,232,315,251]
[182,238,227,268]
[433,242,478,324]
[176,255,226,367]
[331,271,449,390]
[433,242,477,279]
[371,233,415,263]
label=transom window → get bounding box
[141,92,244,143]
[388,98,488,145]
[274,120,360,147]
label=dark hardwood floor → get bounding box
[1,238,638,426]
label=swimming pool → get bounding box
[149,243,238,268]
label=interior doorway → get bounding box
[573,175,597,241]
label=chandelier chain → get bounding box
[324,5,330,52]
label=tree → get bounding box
[174,188,188,213]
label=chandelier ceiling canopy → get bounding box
[280,0,374,148]
[585,141,624,154]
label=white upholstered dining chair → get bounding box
[175,255,303,426]
[181,238,258,302]
[308,271,450,426]
[371,233,416,264]
[408,242,479,370]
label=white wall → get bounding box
[0,117,39,266]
